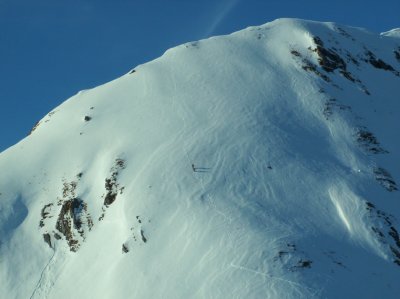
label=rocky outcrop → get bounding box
[99,158,126,221]
[40,174,93,252]
[373,168,398,192]
[56,197,93,252]
[367,202,400,265]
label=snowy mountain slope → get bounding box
[1,18,400,298]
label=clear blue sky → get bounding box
[1,0,399,152]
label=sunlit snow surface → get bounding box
[1,19,400,298]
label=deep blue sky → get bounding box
[1,0,399,152]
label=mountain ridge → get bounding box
[1,18,399,298]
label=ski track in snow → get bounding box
[29,247,58,299]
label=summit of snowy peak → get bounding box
[1,18,400,299]
[381,28,400,38]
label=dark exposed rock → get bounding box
[274,243,297,263]
[56,200,76,250]
[84,116,92,122]
[362,87,371,95]
[104,179,117,206]
[339,70,357,82]
[336,27,355,41]
[345,53,359,66]
[356,128,388,154]
[369,58,394,71]
[122,243,129,253]
[287,243,296,250]
[55,196,93,251]
[115,158,125,168]
[395,49,400,63]
[371,227,385,238]
[277,251,289,258]
[185,42,199,49]
[312,37,346,72]
[54,178,93,251]
[366,202,400,265]
[103,159,126,207]
[43,233,52,248]
[365,50,393,70]
[72,198,84,230]
[364,50,399,76]
[297,259,312,268]
[28,121,41,135]
[290,48,331,82]
[290,50,301,57]
[39,203,53,227]
[274,243,314,271]
[98,212,105,221]
[366,201,375,211]
[376,210,393,226]
[334,261,345,267]
[295,35,361,85]
[289,259,313,271]
[390,246,400,266]
[373,167,398,192]
[128,69,136,74]
[29,111,57,135]
[62,181,77,199]
[301,59,331,82]
[39,186,92,251]
[140,229,147,243]
[389,227,400,248]
[41,203,53,218]
[311,36,358,82]
[357,130,378,145]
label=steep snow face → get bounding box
[1,18,400,299]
